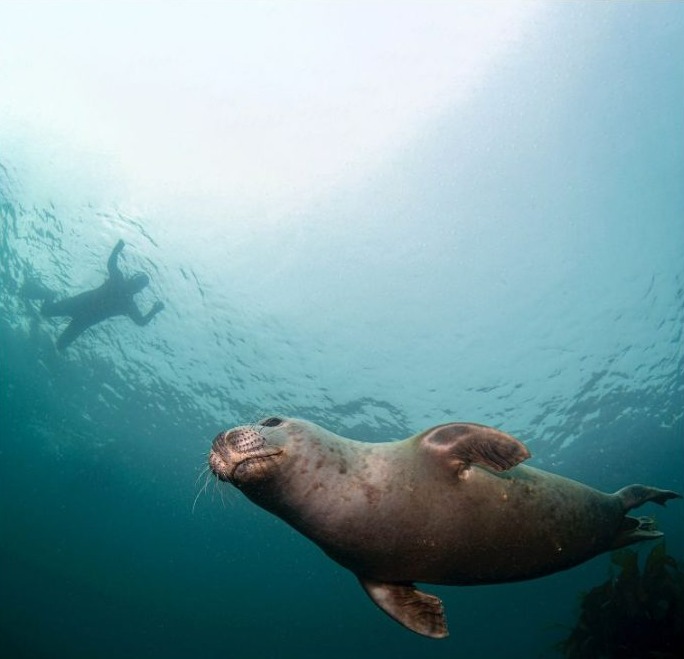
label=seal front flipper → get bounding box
[359,577,448,639]
[420,422,530,477]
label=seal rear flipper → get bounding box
[358,577,448,639]
[610,515,664,550]
[615,484,682,512]
[421,422,530,477]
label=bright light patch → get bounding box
[0,1,545,214]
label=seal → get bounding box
[208,417,681,639]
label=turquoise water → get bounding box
[1,3,683,658]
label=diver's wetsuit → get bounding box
[41,240,164,350]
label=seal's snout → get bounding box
[209,426,283,485]
[208,431,233,481]
[208,447,231,483]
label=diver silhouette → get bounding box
[39,239,164,350]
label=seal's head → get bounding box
[209,417,285,486]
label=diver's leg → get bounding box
[41,290,92,318]
[42,297,73,317]
[55,320,88,350]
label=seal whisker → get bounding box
[216,476,228,508]
[191,484,205,515]
[195,464,210,487]
[205,470,229,507]
[192,466,213,514]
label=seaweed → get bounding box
[555,541,684,658]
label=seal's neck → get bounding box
[241,437,411,555]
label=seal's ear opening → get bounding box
[422,423,530,477]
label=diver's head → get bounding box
[127,273,150,293]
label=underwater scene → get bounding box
[1,2,683,658]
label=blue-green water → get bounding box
[1,3,683,658]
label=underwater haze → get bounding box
[1,2,683,658]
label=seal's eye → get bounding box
[260,417,283,427]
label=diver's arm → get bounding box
[129,300,165,326]
[107,240,125,280]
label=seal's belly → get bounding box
[322,465,622,585]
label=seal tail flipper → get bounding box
[358,577,448,639]
[610,515,664,550]
[615,484,682,512]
